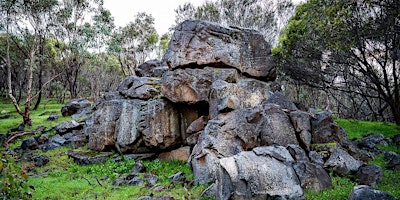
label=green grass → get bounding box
[336,118,400,139]
[306,118,400,199]
[0,98,67,134]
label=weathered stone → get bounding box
[217,147,304,200]
[289,111,312,150]
[341,138,374,162]
[135,59,169,78]
[287,144,309,162]
[112,179,126,186]
[386,154,400,170]
[153,196,175,200]
[266,91,298,110]
[348,185,396,200]
[71,134,87,149]
[185,132,201,146]
[47,113,59,121]
[126,175,144,186]
[357,164,382,186]
[118,76,161,100]
[88,99,181,152]
[258,104,299,146]
[61,98,91,117]
[161,67,238,104]
[189,104,299,184]
[293,161,332,192]
[21,137,39,150]
[36,134,49,145]
[200,183,216,199]
[55,120,82,135]
[308,151,325,166]
[358,134,385,152]
[130,161,146,174]
[158,146,191,162]
[186,116,208,134]
[209,79,271,118]
[163,20,276,80]
[143,173,158,185]
[49,134,67,146]
[311,111,347,143]
[169,172,186,182]
[30,155,49,167]
[138,99,181,149]
[66,150,113,165]
[324,148,362,176]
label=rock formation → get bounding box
[82,20,379,199]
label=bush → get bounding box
[0,157,33,200]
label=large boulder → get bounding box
[189,103,299,184]
[163,20,276,81]
[217,146,305,200]
[161,67,238,104]
[87,99,183,152]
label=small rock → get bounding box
[137,196,152,200]
[56,120,82,135]
[131,161,146,174]
[31,155,49,167]
[47,113,59,121]
[40,142,60,151]
[65,151,113,165]
[49,134,67,146]
[324,148,362,176]
[357,165,382,186]
[293,161,332,192]
[287,144,309,162]
[392,134,400,144]
[153,196,174,200]
[112,178,126,186]
[36,134,49,145]
[186,116,208,134]
[348,185,396,200]
[168,172,185,182]
[126,176,144,186]
[386,155,400,170]
[384,151,398,161]
[21,137,39,150]
[71,134,87,149]
[144,173,158,185]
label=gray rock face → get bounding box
[217,147,305,200]
[289,111,312,150]
[324,148,362,176]
[266,92,298,110]
[118,76,161,100]
[357,165,382,186]
[161,67,238,104]
[293,161,332,192]
[189,104,299,185]
[348,185,396,200]
[87,99,182,152]
[135,59,168,77]
[56,120,82,135]
[163,20,276,81]
[311,111,347,144]
[61,98,91,117]
[209,79,271,118]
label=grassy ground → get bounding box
[1,99,399,199]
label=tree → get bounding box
[273,0,400,124]
[174,0,297,46]
[109,12,158,76]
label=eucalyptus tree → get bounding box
[109,12,158,76]
[173,0,297,46]
[273,0,400,124]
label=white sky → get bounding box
[103,0,207,35]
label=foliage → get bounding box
[174,0,298,46]
[273,0,400,124]
[0,157,33,200]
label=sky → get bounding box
[103,0,207,35]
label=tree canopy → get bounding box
[273,0,400,124]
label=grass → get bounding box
[1,99,399,199]
[306,118,400,199]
